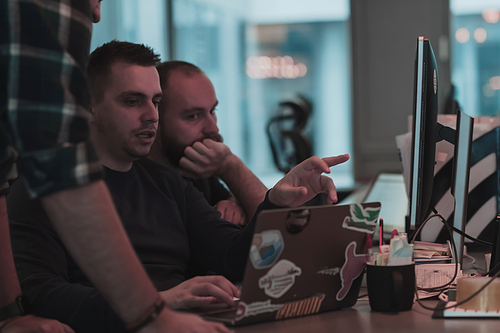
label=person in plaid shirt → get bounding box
[0,1,232,332]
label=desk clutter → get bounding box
[432,277,500,318]
[365,216,500,320]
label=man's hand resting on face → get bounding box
[159,276,240,310]
[179,140,231,179]
[268,155,350,208]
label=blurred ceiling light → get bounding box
[483,83,495,97]
[455,28,470,43]
[490,76,500,90]
[482,8,500,23]
[474,28,487,43]
[246,55,307,79]
[258,56,271,69]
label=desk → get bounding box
[232,297,499,332]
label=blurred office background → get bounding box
[91,0,500,190]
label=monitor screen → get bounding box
[407,36,474,266]
[408,36,439,235]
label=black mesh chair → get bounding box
[266,94,313,174]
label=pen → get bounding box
[379,218,384,253]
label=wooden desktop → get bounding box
[232,294,499,332]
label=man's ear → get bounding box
[88,105,97,124]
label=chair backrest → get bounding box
[267,95,313,173]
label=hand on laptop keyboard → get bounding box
[159,275,240,310]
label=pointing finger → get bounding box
[322,154,350,168]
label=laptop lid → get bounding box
[204,202,381,326]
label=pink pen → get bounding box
[366,234,373,258]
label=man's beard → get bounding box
[162,133,223,167]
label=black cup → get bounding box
[366,263,415,312]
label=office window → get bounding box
[450,0,500,116]
[243,21,352,187]
[91,0,353,189]
[91,0,169,59]
[172,0,353,188]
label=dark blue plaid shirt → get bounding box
[0,0,102,197]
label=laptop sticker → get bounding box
[275,294,325,320]
[285,209,310,234]
[236,294,326,321]
[336,241,367,301]
[249,230,284,269]
[342,204,380,234]
[259,259,302,298]
[317,267,340,276]
[235,300,283,321]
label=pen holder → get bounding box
[366,263,415,312]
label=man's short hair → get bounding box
[88,40,161,102]
[156,61,204,91]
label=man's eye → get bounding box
[153,100,160,108]
[126,100,139,106]
[186,114,198,120]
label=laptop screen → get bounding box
[363,173,408,234]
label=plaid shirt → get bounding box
[0,0,103,198]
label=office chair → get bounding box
[266,94,313,174]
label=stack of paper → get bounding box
[413,241,451,263]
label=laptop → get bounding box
[196,202,381,326]
[362,173,408,234]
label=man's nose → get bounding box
[203,114,219,134]
[142,103,159,123]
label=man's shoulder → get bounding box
[137,158,176,173]
[135,158,184,183]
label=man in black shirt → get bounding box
[8,41,349,333]
[149,61,267,226]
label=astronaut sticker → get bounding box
[259,259,302,299]
[249,230,284,269]
[342,204,380,234]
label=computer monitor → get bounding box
[407,36,474,266]
[490,217,500,276]
[450,111,474,264]
[407,36,439,236]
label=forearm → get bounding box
[0,196,21,308]
[218,155,267,219]
[41,180,159,327]
[188,190,282,281]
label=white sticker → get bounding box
[259,259,301,298]
[317,267,340,276]
[236,300,283,320]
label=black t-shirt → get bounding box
[8,158,278,332]
[189,176,232,207]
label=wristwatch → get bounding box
[0,296,31,322]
